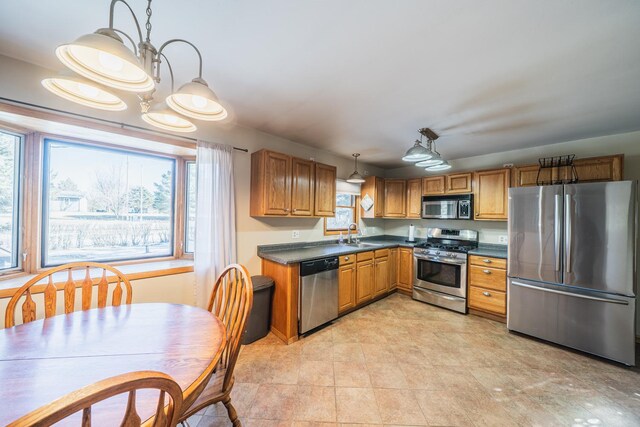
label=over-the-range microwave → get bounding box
[421,194,473,220]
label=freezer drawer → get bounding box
[508,278,636,366]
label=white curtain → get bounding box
[194,140,236,308]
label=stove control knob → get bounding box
[450,253,457,258]
[436,251,441,255]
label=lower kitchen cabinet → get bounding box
[397,247,413,294]
[356,255,375,305]
[373,250,390,298]
[389,248,398,290]
[338,254,356,314]
[468,255,507,321]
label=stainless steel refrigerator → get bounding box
[507,180,637,365]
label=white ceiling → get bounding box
[1,0,639,168]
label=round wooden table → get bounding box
[0,303,225,425]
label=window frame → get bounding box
[0,128,24,276]
[183,160,196,256]
[324,193,359,235]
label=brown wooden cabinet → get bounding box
[474,168,510,221]
[397,247,413,294]
[356,253,375,305]
[338,255,356,314]
[384,179,407,217]
[291,157,314,216]
[406,178,422,218]
[314,162,337,216]
[446,172,473,194]
[360,176,386,218]
[422,176,445,195]
[468,255,507,321]
[389,248,398,290]
[373,250,390,298]
[512,154,624,187]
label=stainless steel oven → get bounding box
[422,195,473,219]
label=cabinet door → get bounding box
[264,151,291,215]
[291,157,314,216]
[373,256,389,297]
[314,163,337,217]
[384,179,407,217]
[422,176,445,195]
[406,178,422,218]
[513,164,551,187]
[374,177,385,217]
[398,248,413,291]
[474,169,510,220]
[356,260,374,305]
[338,264,356,313]
[572,155,623,183]
[446,173,472,194]
[389,248,398,290]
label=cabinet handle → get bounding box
[284,208,290,212]
[482,259,492,263]
[483,291,491,297]
[292,208,297,212]
[482,269,491,274]
[344,256,350,261]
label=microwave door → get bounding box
[423,200,457,219]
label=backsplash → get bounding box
[376,218,508,244]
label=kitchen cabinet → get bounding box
[406,178,422,218]
[468,255,507,321]
[250,149,337,217]
[389,248,398,290]
[384,179,407,217]
[361,176,386,218]
[373,249,390,298]
[422,176,445,195]
[512,154,623,187]
[397,247,413,294]
[314,162,337,216]
[338,254,356,314]
[446,172,473,194]
[356,252,375,305]
[474,168,510,220]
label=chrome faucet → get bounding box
[347,223,359,244]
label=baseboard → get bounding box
[468,308,506,324]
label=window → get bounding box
[42,139,176,266]
[0,130,21,271]
[325,193,358,234]
[185,161,196,254]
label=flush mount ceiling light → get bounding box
[43,0,228,133]
[346,153,366,183]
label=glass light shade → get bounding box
[426,161,452,171]
[402,141,432,162]
[415,157,443,167]
[346,171,366,183]
[41,75,127,111]
[56,30,154,93]
[141,102,197,133]
[166,78,228,121]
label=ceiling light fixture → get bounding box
[42,0,228,133]
[346,153,366,183]
[402,128,451,171]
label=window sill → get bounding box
[0,259,194,299]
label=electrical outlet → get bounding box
[292,230,300,239]
[498,235,508,244]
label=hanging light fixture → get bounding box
[346,153,366,183]
[425,161,452,171]
[43,0,228,133]
[402,139,432,162]
[402,128,451,170]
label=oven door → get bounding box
[422,200,458,219]
[413,254,467,298]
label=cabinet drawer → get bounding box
[468,286,506,315]
[469,255,507,269]
[356,251,374,262]
[339,254,355,266]
[469,265,506,291]
[374,248,390,258]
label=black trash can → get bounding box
[242,275,275,344]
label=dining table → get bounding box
[0,303,226,425]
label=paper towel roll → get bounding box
[408,224,415,242]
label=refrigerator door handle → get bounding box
[565,194,572,273]
[511,281,629,305]
[555,194,562,271]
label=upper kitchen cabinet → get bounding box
[384,179,407,217]
[250,149,336,217]
[406,178,422,218]
[474,168,510,221]
[512,154,624,187]
[446,172,473,194]
[422,176,445,195]
[361,176,386,218]
[314,162,337,216]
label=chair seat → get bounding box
[184,367,229,416]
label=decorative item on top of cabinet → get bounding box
[338,255,356,314]
[397,247,413,295]
[512,154,623,187]
[446,172,473,194]
[360,176,385,218]
[467,255,507,322]
[384,179,407,217]
[314,162,337,216]
[422,176,445,195]
[474,168,510,221]
[406,178,422,218]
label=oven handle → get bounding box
[414,255,467,265]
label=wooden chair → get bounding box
[5,262,133,328]
[178,264,254,426]
[8,371,183,427]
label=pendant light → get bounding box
[426,161,452,171]
[166,77,228,121]
[415,140,443,167]
[42,74,127,111]
[141,101,197,132]
[402,139,432,162]
[347,153,366,183]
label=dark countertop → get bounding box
[258,235,425,265]
[468,244,508,259]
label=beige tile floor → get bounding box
[189,293,640,426]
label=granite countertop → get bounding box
[468,244,508,259]
[258,235,425,265]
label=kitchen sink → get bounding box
[345,242,384,248]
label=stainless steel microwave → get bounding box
[421,194,473,219]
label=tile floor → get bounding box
[189,293,640,426]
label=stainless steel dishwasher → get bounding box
[299,256,339,334]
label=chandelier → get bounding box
[401,128,451,171]
[41,0,227,133]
